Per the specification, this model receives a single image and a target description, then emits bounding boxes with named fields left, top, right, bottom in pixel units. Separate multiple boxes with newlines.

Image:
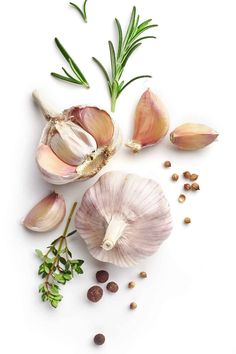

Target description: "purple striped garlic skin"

left=33, top=91, right=120, bottom=185
left=75, top=171, right=172, bottom=267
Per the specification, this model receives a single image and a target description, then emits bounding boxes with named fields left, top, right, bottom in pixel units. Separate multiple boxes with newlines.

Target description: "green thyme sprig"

left=36, top=202, right=84, bottom=308
left=51, top=38, right=90, bottom=88
left=93, top=6, right=158, bottom=112
left=70, top=0, right=88, bottom=23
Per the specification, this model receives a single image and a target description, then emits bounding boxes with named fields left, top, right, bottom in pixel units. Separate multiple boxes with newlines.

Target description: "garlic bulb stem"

left=101, top=216, right=127, bottom=251
left=32, top=90, right=59, bottom=120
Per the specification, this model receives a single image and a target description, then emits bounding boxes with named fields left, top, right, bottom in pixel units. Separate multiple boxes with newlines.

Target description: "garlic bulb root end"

left=126, top=141, right=142, bottom=153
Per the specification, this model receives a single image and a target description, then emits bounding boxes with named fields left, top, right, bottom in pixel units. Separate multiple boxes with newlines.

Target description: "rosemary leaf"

left=70, top=0, right=88, bottom=23
left=93, top=6, right=157, bottom=112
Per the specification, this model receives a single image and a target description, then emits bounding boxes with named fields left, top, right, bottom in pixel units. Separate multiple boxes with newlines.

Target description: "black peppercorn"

left=106, top=281, right=119, bottom=293
left=87, top=286, right=103, bottom=302
left=96, top=270, right=109, bottom=283
left=94, top=333, right=105, bottom=345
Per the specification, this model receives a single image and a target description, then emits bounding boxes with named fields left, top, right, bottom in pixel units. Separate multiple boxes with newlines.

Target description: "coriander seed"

left=191, top=183, right=200, bottom=191
left=171, top=173, right=179, bottom=181
left=190, top=173, right=198, bottom=181
left=130, top=302, right=137, bottom=310
left=183, top=171, right=191, bottom=179
left=94, top=334, right=105, bottom=346
left=163, top=161, right=171, bottom=168
left=139, top=271, right=147, bottom=278
left=128, top=281, right=136, bottom=289
left=184, top=217, right=191, bottom=224
left=184, top=183, right=191, bottom=191
left=178, top=194, right=186, bottom=203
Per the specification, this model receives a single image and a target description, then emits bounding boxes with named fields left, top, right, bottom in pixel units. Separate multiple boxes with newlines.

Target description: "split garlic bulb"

left=75, top=171, right=172, bottom=267
left=126, top=89, right=169, bottom=152
left=33, top=90, right=121, bottom=185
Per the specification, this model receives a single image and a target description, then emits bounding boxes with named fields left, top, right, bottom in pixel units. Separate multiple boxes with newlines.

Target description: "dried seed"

left=178, top=194, right=186, bottom=203
left=130, top=302, right=138, bottom=310
left=96, top=270, right=109, bottom=283
left=184, top=217, right=191, bottom=224
left=190, top=174, right=198, bottom=181
left=87, top=286, right=103, bottom=302
left=184, top=183, right=191, bottom=191
left=191, top=183, right=200, bottom=191
left=128, top=281, right=136, bottom=289
left=139, top=271, right=147, bottom=278
left=106, top=281, right=119, bottom=293
left=183, top=171, right=191, bottom=179
left=163, top=161, right=171, bottom=168
left=171, top=173, right=179, bottom=181
left=94, top=334, right=105, bottom=346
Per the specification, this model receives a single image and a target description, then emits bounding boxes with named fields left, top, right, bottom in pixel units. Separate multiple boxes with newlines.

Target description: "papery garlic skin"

left=170, top=123, right=219, bottom=150
left=23, top=192, right=66, bottom=232
left=75, top=171, right=172, bottom=267
left=33, top=90, right=120, bottom=185
left=126, top=89, right=169, bottom=152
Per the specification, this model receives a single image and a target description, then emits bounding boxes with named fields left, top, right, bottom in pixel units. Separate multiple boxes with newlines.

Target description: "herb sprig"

left=51, top=38, right=90, bottom=88
left=93, top=7, right=158, bottom=112
left=70, top=0, right=88, bottom=23
left=36, top=202, right=84, bottom=308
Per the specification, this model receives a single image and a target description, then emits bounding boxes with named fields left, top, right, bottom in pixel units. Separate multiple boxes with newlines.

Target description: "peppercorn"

left=183, top=171, right=191, bottom=179
left=184, top=217, right=191, bottom=224
left=139, top=271, right=147, bottom=278
left=130, top=302, right=137, bottom=310
left=106, top=281, right=119, bottom=293
left=128, top=281, right=136, bottom=289
left=171, top=173, right=179, bottom=181
left=96, top=270, right=109, bottom=283
left=190, top=173, right=198, bottom=181
left=191, top=183, right=200, bottom=191
left=184, top=183, right=191, bottom=191
left=94, top=334, right=105, bottom=346
left=87, top=286, right=103, bottom=302
left=163, top=161, right=171, bottom=168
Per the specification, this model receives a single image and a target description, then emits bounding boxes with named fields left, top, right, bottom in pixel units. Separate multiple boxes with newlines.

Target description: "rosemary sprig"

left=36, top=202, right=84, bottom=308
left=51, top=38, right=90, bottom=88
left=70, top=0, right=88, bottom=23
left=93, top=6, right=157, bottom=112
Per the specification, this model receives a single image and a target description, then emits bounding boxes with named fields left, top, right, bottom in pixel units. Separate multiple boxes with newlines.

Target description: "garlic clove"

left=36, top=144, right=77, bottom=185
left=126, top=89, right=169, bottom=152
left=49, top=121, right=97, bottom=166
left=75, top=171, right=172, bottom=267
left=170, top=123, right=219, bottom=150
left=68, top=106, right=114, bottom=147
left=23, top=192, right=66, bottom=232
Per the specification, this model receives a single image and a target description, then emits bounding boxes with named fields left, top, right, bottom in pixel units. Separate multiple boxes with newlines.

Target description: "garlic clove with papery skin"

left=170, top=123, right=219, bottom=150
left=126, top=89, right=169, bottom=152
left=23, top=192, right=66, bottom=232
left=33, top=90, right=120, bottom=185
left=75, top=171, right=172, bottom=267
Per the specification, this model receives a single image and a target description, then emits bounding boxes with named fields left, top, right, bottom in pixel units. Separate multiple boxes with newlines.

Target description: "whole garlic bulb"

left=75, top=171, right=172, bottom=267
left=126, top=89, right=169, bottom=152
left=33, top=91, right=121, bottom=185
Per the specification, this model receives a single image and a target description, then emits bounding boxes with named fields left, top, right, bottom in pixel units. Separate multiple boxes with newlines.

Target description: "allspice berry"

left=183, top=171, right=191, bottom=179
left=191, top=183, right=200, bottom=191
left=106, top=281, right=119, bottom=293
left=171, top=173, right=179, bottom=181
left=130, top=302, right=137, bottom=310
left=87, top=286, right=103, bottom=302
left=94, top=334, right=105, bottom=346
left=96, top=270, right=109, bottom=283
left=139, top=271, right=147, bottom=278
left=128, top=281, right=136, bottom=289
left=184, top=217, right=191, bottom=224
left=190, top=173, right=198, bottom=181
left=184, top=183, right=191, bottom=191
left=163, top=161, right=171, bottom=168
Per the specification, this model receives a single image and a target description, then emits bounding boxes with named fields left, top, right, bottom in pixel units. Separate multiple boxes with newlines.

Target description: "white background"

left=1, top=0, right=236, bottom=353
